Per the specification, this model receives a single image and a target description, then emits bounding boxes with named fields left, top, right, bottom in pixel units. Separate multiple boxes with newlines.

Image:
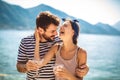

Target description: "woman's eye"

left=64, top=24, right=67, bottom=27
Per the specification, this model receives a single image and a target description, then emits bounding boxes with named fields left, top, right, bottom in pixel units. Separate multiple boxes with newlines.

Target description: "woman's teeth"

left=60, top=31, right=64, bottom=34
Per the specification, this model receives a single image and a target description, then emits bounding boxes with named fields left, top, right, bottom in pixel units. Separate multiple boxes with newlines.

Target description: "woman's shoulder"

left=77, top=47, right=87, bottom=58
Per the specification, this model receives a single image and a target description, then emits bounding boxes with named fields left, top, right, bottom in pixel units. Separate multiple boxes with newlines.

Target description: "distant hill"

left=0, top=0, right=120, bottom=35
left=113, top=21, right=120, bottom=31
left=27, top=4, right=74, bottom=29
left=0, top=0, right=32, bottom=29
left=95, top=23, right=120, bottom=35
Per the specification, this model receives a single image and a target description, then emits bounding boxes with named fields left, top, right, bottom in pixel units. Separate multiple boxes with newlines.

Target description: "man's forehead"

left=46, top=24, right=58, bottom=31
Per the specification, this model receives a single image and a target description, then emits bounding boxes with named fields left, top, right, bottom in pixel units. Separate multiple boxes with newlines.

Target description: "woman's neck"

left=62, top=39, right=77, bottom=51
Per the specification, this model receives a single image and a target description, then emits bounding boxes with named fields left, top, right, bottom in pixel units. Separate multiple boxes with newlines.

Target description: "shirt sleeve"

left=17, top=38, right=27, bottom=63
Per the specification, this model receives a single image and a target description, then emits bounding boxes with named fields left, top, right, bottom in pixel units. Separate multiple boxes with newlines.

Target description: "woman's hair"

left=62, top=18, right=80, bottom=45
left=36, top=11, right=60, bottom=31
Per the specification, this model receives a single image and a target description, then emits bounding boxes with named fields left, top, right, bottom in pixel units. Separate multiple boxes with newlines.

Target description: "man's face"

left=42, top=24, right=58, bottom=41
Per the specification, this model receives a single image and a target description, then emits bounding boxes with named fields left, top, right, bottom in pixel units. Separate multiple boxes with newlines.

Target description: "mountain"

left=78, top=19, right=107, bottom=34
left=27, top=4, right=75, bottom=27
left=113, top=21, right=120, bottom=31
left=95, top=23, right=120, bottom=35
left=0, top=0, right=32, bottom=29
left=0, top=0, right=120, bottom=35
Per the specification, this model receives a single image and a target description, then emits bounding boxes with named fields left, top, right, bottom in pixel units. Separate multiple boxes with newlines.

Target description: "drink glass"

left=32, top=59, right=40, bottom=79
left=53, top=64, right=64, bottom=80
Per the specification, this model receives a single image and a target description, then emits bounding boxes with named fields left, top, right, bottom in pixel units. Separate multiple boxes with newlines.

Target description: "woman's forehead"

left=63, top=21, right=71, bottom=25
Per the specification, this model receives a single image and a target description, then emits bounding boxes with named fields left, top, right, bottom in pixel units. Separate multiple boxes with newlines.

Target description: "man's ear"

left=38, top=27, right=44, bottom=34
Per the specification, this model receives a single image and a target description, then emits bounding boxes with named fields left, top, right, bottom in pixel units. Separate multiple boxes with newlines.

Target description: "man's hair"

left=36, top=11, right=60, bottom=31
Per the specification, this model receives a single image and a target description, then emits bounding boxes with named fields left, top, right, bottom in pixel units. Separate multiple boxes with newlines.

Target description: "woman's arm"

left=40, top=44, right=58, bottom=67
left=34, top=37, right=40, bottom=61
left=34, top=28, right=41, bottom=61
left=34, top=28, right=58, bottom=67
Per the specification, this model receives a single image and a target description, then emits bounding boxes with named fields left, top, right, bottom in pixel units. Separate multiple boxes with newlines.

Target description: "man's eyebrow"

left=51, top=30, right=56, bottom=32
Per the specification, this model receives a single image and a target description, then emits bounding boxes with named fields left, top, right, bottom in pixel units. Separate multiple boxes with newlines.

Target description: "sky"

left=3, top=0, right=120, bottom=25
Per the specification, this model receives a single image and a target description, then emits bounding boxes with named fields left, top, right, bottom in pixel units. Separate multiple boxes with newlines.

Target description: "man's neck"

left=40, top=39, right=47, bottom=43
left=40, top=37, right=53, bottom=43
left=40, top=36, right=48, bottom=42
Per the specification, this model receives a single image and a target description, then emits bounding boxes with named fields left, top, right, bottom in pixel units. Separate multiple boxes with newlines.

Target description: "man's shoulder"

left=54, top=36, right=62, bottom=42
left=22, top=34, right=34, bottom=39
left=20, top=35, right=35, bottom=43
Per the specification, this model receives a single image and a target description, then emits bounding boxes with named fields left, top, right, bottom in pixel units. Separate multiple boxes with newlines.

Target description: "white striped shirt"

left=17, top=35, right=62, bottom=80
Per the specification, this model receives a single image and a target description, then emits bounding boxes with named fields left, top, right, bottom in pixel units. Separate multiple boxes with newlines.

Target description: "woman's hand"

left=55, top=67, right=76, bottom=80
left=35, top=28, right=41, bottom=42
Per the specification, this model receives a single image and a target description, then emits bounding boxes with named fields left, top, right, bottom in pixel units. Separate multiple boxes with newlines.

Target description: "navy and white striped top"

left=17, top=35, right=62, bottom=80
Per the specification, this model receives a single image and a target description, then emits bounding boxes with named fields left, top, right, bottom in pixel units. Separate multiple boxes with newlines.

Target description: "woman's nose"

left=60, top=26, right=64, bottom=29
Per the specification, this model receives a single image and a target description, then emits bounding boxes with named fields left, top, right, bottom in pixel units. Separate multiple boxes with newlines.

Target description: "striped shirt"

left=17, top=35, right=62, bottom=80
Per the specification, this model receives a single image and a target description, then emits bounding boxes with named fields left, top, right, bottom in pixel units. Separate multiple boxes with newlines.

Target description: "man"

left=16, top=11, right=89, bottom=80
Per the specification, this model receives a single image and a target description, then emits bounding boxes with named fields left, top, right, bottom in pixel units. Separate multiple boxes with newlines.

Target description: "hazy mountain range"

left=0, top=0, right=120, bottom=35
left=113, top=21, right=120, bottom=31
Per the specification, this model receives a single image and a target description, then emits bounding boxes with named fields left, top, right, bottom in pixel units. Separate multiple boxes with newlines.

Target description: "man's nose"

left=54, top=31, right=58, bottom=35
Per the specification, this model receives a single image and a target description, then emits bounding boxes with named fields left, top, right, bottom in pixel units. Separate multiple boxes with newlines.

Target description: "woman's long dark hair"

left=62, top=18, right=80, bottom=45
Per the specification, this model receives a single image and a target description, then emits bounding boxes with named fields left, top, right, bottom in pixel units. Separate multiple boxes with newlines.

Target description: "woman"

left=35, top=18, right=88, bottom=80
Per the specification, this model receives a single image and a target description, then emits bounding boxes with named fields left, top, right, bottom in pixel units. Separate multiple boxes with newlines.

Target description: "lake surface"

left=0, top=30, right=120, bottom=80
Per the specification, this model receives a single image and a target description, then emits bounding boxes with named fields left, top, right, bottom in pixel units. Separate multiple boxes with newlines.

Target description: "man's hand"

left=26, top=60, right=39, bottom=71
left=16, top=62, right=27, bottom=73
left=75, top=64, right=89, bottom=77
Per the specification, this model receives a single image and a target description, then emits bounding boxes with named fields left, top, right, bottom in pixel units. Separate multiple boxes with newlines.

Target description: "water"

left=0, top=30, right=120, bottom=80
left=78, top=34, right=120, bottom=80
left=0, top=30, right=33, bottom=80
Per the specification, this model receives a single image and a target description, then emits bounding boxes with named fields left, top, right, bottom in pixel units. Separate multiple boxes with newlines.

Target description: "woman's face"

left=59, top=21, right=74, bottom=40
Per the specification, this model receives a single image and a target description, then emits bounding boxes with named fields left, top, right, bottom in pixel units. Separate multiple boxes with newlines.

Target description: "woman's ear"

left=72, top=30, right=75, bottom=36
left=38, top=27, right=44, bottom=34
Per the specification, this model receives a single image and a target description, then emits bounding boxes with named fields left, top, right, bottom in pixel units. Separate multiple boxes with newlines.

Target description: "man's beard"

left=42, top=33, right=55, bottom=42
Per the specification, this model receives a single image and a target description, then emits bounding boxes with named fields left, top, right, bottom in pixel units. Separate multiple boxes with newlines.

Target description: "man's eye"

left=52, top=31, right=55, bottom=33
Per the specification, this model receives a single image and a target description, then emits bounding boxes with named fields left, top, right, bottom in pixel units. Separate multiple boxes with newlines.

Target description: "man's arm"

left=38, top=44, right=58, bottom=67
left=17, top=38, right=28, bottom=73
left=16, top=62, right=27, bottom=73
left=17, top=60, right=40, bottom=73
left=76, top=48, right=89, bottom=78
